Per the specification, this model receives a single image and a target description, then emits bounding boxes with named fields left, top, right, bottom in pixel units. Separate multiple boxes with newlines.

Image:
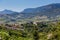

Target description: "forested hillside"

left=0, top=21, right=60, bottom=40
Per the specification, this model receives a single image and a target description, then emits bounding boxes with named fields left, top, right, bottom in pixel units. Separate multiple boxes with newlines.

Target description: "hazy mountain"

left=22, top=3, right=60, bottom=17
left=0, top=3, right=60, bottom=23
left=0, top=9, right=15, bottom=14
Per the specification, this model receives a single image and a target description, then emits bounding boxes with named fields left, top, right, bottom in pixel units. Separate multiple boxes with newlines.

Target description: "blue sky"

left=0, top=0, right=60, bottom=12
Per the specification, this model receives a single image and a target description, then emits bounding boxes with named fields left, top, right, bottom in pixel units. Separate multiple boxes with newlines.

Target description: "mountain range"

left=0, top=3, right=60, bottom=23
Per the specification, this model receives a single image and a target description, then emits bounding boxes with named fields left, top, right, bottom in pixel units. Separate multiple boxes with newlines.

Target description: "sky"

left=0, top=0, right=60, bottom=12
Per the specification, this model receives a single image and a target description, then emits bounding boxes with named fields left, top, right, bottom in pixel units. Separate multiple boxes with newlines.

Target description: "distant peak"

left=3, top=9, right=13, bottom=12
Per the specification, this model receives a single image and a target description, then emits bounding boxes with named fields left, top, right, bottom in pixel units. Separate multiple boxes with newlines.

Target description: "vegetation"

left=0, top=21, right=60, bottom=40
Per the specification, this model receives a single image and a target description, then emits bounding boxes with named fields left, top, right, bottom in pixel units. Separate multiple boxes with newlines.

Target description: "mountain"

left=0, top=9, right=16, bottom=14
left=22, top=3, right=60, bottom=13
left=0, top=3, right=60, bottom=23
left=0, top=9, right=22, bottom=23
left=22, top=3, right=60, bottom=17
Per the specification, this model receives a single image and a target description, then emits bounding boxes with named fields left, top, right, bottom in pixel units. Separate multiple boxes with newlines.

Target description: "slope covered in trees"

left=0, top=21, right=60, bottom=40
